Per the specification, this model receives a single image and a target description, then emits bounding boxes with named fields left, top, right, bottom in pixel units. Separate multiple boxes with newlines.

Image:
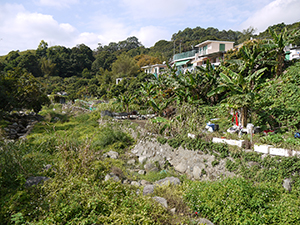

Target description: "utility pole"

left=173, top=40, right=175, bottom=56
left=179, top=40, right=182, bottom=53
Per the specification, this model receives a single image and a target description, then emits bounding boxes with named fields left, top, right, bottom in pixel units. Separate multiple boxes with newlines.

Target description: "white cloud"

left=88, top=14, right=131, bottom=45
left=131, top=26, right=171, bottom=47
left=38, top=0, right=79, bottom=8
left=240, top=0, right=300, bottom=33
left=75, top=32, right=100, bottom=50
left=0, top=3, right=78, bottom=55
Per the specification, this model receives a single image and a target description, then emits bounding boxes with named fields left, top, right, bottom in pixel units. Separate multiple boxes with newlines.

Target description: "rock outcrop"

left=132, top=138, right=235, bottom=181
left=3, top=112, right=42, bottom=140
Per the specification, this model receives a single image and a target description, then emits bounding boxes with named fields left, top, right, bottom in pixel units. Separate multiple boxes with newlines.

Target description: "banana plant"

left=208, top=65, right=268, bottom=127
left=113, top=93, right=135, bottom=115
left=148, top=95, right=175, bottom=116
left=265, top=27, right=300, bottom=76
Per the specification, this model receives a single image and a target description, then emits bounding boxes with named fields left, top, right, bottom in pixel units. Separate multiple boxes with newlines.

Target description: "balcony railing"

left=173, top=50, right=197, bottom=61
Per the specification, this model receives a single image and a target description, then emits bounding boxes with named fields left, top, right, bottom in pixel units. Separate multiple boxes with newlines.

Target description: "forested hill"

left=0, top=21, right=299, bottom=102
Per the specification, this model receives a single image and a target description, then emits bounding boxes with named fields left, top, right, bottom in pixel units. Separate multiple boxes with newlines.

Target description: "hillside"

left=1, top=22, right=300, bottom=224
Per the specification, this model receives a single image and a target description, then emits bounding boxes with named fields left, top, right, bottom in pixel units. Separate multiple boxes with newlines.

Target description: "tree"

left=208, top=65, right=267, bottom=127
left=134, top=54, right=161, bottom=67
left=227, top=40, right=272, bottom=80
left=237, top=27, right=257, bottom=44
left=92, top=51, right=116, bottom=72
left=118, top=36, right=143, bottom=51
left=17, top=51, right=42, bottom=77
left=111, top=54, right=140, bottom=78
left=265, top=27, right=300, bottom=76
left=46, top=45, right=73, bottom=77
left=0, top=68, right=50, bottom=113
left=70, top=44, right=94, bottom=76
left=40, top=57, right=56, bottom=78
left=36, top=40, right=48, bottom=58
left=4, top=50, right=20, bottom=71
left=113, top=93, right=135, bottom=115
left=82, top=68, right=92, bottom=79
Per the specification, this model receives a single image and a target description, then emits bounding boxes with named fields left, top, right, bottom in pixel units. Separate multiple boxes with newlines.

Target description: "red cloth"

left=232, top=113, right=239, bottom=126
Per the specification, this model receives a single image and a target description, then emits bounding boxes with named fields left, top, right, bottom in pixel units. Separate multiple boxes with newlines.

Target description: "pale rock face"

left=283, top=178, right=292, bottom=192
left=131, top=181, right=141, bottom=186
left=104, top=173, right=120, bottom=182
left=143, top=184, right=154, bottom=195
left=104, top=151, right=119, bottom=159
left=144, top=163, right=158, bottom=172
left=155, top=177, right=181, bottom=186
left=196, top=218, right=215, bottom=225
left=138, top=170, right=146, bottom=175
left=152, top=196, right=168, bottom=208
left=193, top=165, right=205, bottom=180
left=127, top=159, right=136, bottom=165
left=175, top=162, right=187, bottom=173
left=131, top=138, right=236, bottom=181
left=138, top=155, right=148, bottom=164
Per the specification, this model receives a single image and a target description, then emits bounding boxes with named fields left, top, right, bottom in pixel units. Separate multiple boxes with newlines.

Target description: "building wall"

left=209, top=42, right=220, bottom=54
left=225, top=42, right=234, bottom=51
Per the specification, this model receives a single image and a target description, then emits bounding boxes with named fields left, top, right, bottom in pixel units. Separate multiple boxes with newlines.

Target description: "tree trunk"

left=276, top=51, right=285, bottom=77
left=241, top=107, right=248, bottom=128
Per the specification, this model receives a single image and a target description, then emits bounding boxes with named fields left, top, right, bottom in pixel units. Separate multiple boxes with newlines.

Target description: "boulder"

left=141, top=180, right=151, bottom=186
left=170, top=208, right=176, bottom=215
left=104, top=173, right=120, bottom=182
left=122, top=179, right=129, bottom=184
left=131, top=181, right=141, bottom=186
left=101, top=110, right=113, bottom=117
left=283, top=178, right=292, bottom=192
left=131, top=139, right=236, bottom=182
left=25, top=176, right=49, bottom=187
left=138, top=170, right=146, bottom=175
left=152, top=196, right=168, bottom=208
left=144, top=163, right=159, bottom=173
left=127, top=159, right=136, bottom=165
left=143, top=184, right=154, bottom=195
left=138, top=155, right=148, bottom=164
left=155, top=177, right=181, bottom=187
left=104, top=151, right=119, bottom=159
left=196, top=218, right=215, bottom=225
left=193, top=165, right=205, bottom=180
left=44, top=164, right=52, bottom=170
left=174, top=162, right=187, bottom=173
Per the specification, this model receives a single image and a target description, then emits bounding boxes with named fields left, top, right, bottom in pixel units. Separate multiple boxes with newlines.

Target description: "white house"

left=170, top=40, right=235, bottom=74
left=141, top=64, right=167, bottom=78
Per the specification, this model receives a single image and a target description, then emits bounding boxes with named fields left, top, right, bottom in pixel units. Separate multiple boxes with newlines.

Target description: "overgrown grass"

left=184, top=177, right=300, bottom=224
left=2, top=101, right=300, bottom=224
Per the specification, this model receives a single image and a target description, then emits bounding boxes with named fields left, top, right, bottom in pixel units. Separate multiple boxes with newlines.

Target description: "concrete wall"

left=254, top=144, right=300, bottom=157
left=208, top=42, right=234, bottom=54
left=212, top=137, right=244, bottom=148
left=212, top=138, right=300, bottom=157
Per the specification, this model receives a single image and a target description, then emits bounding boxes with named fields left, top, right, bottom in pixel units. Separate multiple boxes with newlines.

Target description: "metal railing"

left=173, top=50, right=197, bottom=61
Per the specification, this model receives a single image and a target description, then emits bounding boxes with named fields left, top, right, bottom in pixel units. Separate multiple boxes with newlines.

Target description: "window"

left=203, top=45, right=207, bottom=54
left=219, top=44, right=225, bottom=51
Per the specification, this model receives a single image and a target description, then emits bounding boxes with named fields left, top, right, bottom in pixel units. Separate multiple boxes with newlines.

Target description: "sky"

left=0, top=0, right=299, bottom=56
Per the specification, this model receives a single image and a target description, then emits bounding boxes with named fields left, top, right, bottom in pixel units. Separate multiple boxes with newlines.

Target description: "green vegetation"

left=184, top=177, right=300, bottom=224
left=1, top=22, right=300, bottom=224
